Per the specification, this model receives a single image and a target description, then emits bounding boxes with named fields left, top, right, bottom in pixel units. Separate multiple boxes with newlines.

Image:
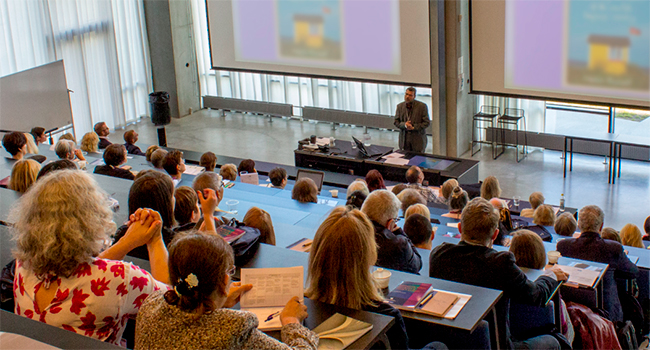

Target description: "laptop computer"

left=296, top=169, right=325, bottom=193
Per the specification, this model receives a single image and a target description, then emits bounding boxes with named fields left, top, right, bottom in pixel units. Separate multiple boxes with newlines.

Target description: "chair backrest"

left=504, top=108, right=525, bottom=118
left=509, top=300, right=555, bottom=340
left=480, top=105, right=500, bottom=116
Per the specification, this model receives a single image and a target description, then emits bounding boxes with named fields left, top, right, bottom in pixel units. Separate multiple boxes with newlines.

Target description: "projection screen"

left=206, top=0, right=432, bottom=86
left=470, top=0, right=650, bottom=109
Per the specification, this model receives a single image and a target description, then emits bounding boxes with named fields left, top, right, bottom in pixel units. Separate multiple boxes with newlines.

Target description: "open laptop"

left=352, top=136, right=370, bottom=158
left=296, top=169, right=325, bottom=193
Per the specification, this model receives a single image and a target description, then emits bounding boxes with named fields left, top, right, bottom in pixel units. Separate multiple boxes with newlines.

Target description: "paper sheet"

left=381, top=152, right=405, bottom=159
left=183, top=165, right=205, bottom=176
left=319, top=199, right=338, bottom=207
left=446, top=222, right=459, bottom=228
left=240, top=266, right=304, bottom=308
left=556, top=263, right=602, bottom=288
left=428, top=289, right=472, bottom=320
left=384, top=157, right=410, bottom=166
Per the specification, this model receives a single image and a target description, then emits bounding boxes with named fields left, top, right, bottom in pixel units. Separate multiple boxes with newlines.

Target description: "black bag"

left=523, top=224, right=553, bottom=242
left=1, top=259, right=16, bottom=312
left=220, top=217, right=261, bottom=267
left=618, top=288, right=645, bottom=343
left=615, top=320, right=638, bottom=350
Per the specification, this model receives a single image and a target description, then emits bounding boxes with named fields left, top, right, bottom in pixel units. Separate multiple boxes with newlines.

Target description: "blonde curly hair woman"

left=10, top=170, right=170, bottom=344
left=80, top=132, right=100, bottom=153
left=8, top=159, right=40, bottom=193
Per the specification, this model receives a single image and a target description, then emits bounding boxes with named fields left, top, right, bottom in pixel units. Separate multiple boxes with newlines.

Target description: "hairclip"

left=185, top=273, right=199, bottom=288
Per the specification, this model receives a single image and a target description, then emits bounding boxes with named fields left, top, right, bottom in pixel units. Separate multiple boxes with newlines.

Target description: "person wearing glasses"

left=361, top=190, right=422, bottom=274
left=135, top=231, right=317, bottom=350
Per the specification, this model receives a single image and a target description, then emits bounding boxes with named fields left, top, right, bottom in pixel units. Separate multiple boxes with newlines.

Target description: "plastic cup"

left=513, top=196, right=520, bottom=207
left=547, top=251, right=561, bottom=265
left=329, top=189, right=339, bottom=198
left=372, top=268, right=392, bottom=290
left=226, top=199, right=239, bottom=215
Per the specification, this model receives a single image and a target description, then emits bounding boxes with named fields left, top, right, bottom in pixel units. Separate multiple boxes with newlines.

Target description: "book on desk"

left=313, top=313, right=373, bottom=350
left=556, top=262, right=603, bottom=288
left=386, top=281, right=468, bottom=318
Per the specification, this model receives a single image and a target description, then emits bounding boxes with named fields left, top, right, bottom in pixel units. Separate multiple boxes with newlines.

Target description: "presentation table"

left=612, top=134, right=650, bottom=184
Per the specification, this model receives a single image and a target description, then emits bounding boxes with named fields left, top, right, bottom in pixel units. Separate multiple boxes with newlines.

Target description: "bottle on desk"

left=559, top=194, right=565, bottom=212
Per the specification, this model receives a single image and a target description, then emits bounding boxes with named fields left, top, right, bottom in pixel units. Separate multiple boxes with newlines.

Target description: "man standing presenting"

left=394, top=87, right=430, bottom=153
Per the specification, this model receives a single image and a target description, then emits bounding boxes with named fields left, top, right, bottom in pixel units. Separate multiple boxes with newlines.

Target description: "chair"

left=509, top=301, right=555, bottom=340
left=497, top=108, right=528, bottom=162
left=472, top=106, right=502, bottom=159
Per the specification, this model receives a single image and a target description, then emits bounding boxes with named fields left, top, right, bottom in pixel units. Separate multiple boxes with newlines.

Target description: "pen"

left=302, top=241, right=312, bottom=247
left=418, top=292, right=434, bottom=307
left=265, top=311, right=280, bottom=322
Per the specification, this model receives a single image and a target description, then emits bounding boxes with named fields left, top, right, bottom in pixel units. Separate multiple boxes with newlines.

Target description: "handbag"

left=219, top=217, right=261, bottom=266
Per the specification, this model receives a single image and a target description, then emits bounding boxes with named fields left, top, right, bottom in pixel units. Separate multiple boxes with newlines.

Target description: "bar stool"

left=498, top=108, right=527, bottom=162
left=471, top=105, right=502, bottom=159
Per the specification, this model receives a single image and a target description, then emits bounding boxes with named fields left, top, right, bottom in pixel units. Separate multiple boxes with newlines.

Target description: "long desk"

left=238, top=243, right=504, bottom=348
left=563, top=132, right=617, bottom=183
left=613, top=134, right=650, bottom=184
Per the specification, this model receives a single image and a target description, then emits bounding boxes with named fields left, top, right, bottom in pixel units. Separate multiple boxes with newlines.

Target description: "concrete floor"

left=113, top=109, right=650, bottom=230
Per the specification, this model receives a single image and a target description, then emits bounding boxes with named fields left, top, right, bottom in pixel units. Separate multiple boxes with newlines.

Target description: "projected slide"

left=505, top=0, right=649, bottom=102
left=232, top=0, right=400, bottom=74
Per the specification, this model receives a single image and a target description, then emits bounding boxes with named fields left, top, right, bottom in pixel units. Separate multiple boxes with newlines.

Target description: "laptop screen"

left=296, top=169, right=325, bottom=192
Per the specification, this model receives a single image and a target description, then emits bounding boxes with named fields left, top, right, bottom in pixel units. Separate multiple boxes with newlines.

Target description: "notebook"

left=313, top=313, right=373, bottom=350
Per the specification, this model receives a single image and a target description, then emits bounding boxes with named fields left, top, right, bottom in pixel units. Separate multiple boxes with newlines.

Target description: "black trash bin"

left=149, top=91, right=171, bottom=126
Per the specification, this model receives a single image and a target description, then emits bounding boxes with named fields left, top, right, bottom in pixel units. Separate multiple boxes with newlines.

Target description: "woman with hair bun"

left=135, top=231, right=317, bottom=350
left=442, top=186, right=469, bottom=219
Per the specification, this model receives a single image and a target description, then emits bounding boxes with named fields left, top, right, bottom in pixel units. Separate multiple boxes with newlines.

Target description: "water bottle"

left=559, top=194, right=565, bottom=212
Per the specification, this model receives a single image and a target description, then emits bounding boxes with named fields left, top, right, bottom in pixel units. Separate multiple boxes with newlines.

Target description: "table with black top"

left=612, top=134, right=650, bottom=184
left=563, top=132, right=617, bottom=183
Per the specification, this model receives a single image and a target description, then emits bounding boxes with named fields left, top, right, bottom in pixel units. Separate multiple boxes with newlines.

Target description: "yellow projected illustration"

left=294, top=15, right=324, bottom=49
left=587, top=35, right=629, bottom=76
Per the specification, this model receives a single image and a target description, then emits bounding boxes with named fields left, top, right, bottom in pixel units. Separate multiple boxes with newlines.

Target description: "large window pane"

left=614, top=108, right=650, bottom=137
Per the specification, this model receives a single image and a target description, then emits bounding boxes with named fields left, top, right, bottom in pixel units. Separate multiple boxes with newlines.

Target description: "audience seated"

left=23, top=132, right=39, bottom=154
left=305, top=206, right=411, bottom=349
left=199, top=151, right=217, bottom=172
left=404, top=214, right=434, bottom=250
left=601, top=227, right=621, bottom=243
left=136, top=231, right=316, bottom=349
left=292, top=178, right=318, bottom=203
left=365, top=169, right=386, bottom=192
left=346, top=179, right=369, bottom=199
left=10, top=170, right=169, bottom=344
left=123, top=130, right=145, bottom=156
left=620, top=223, right=643, bottom=248
left=390, top=183, right=407, bottom=196
left=238, top=158, right=256, bottom=174
left=8, top=159, right=40, bottom=193
left=145, top=145, right=160, bottom=163
left=405, top=166, right=436, bottom=202
left=442, top=186, right=468, bottom=219
left=361, top=190, right=422, bottom=274
left=556, top=205, right=638, bottom=322
left=488, top=198, right=511, bottom=246
left=533, top=205, right=555, bottom=226
left=509, top=230, right=575, bottom=343
left=345, top=190, right=367, bottom=209
left=58, top=132, right=76, bottom=143
left=93, top=144, right=135, bottom=180
left=219, top=163, right=237, bottom=181
left=644, top=216, right=650, bottom=241
left=112, top=171, right=176, bottom=260
left=519, top=192, right=544, bottom=218
left=94, top=122, right=112, bottom=149
left=173, top=186, right=200, bottom=233
left=2, top=131, right=27, bottom=160
left=268, top=167, right=287, bottom=189
left=554, top=212, right=577, bottom=237
left=405, top=203, right=431, bottom=220
left=163, top=150, right=186, bottom=186
left=397, top=188, right=426, bottom=213
left=55, top=139, right=86, bottom=169
left=243, top=207, right=276, bottom=245
left=80, top=132, right=100, bottom=153
left=150, top=149, right=168, bottom=170
left=480, top=175, right=501, bottom=200
left=30, top=127, right=47, bottom=146
left=36, top=159, right=77, bottom=179
left=439, top=178, right=459, bottom=203
left=429, top=197, right=567, bottom=349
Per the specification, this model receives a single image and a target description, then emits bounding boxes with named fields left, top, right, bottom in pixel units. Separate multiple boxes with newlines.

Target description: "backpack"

left=614, top=320, right=638, bottom=350
left=1, top=259, right=16, bottom=312
left=219, top=217, right=261, bottom=267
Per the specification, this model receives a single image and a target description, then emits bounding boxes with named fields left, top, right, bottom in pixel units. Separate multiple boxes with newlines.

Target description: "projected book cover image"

left=313, top=313, right=373, bottom=350
left=276, top=0, right=343, bottom=62
left=564, top=0, right=649, bottom=93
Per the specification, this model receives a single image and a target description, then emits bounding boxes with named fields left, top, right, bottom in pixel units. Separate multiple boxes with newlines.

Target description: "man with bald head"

left=557, top=205, right=638, bottom=322
left=404, top=166, right=437, bottom=203
left=430, top=198, right=567, bottom=349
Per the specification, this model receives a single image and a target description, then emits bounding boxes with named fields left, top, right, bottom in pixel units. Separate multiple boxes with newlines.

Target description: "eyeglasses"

left=226, top=266, right=236, bottom=277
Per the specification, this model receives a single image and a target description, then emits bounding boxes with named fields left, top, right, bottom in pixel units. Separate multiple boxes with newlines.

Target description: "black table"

left=563, top=132, right=617, bottom=183
left=1, top=309, right=122, bottom=349
left=612, top=134, right=650, bottom=184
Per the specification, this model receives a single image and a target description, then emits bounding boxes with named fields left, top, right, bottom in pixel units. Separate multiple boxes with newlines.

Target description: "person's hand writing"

left=551, top=266, right=569, bottom=282
left=223, top=282, right=253, bottom=308
left=198, top=189, right=218, bottom=216
left=280, top=296, right=308, bottom=325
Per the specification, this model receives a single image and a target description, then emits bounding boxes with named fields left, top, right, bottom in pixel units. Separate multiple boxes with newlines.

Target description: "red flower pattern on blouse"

left=129, top=276, right=149, bottom=292
left=18, top=274, right=25, bottom=296
left=116, top=282, right=128, bottom=297
left=110, top=264, right=125, bottom=279
left=62, top=324, right=76, bottom=333
left=133, top=293, right=148, bottom=309
left=70, top=288, right=90, bottom=315
left=74, top=263, right=92, bottom=278
left=79, top=311, right=96, bottom=337
left=91, top=277, right=110, bottom=296
left=92, top=259, right=108, bottom=272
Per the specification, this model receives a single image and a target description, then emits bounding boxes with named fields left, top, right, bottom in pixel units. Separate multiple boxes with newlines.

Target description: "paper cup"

left=547, top=251, right=561, bottom=264
left=329, top=189, right=339, bottom=198
left=372, top=268, right=391, bottom=290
